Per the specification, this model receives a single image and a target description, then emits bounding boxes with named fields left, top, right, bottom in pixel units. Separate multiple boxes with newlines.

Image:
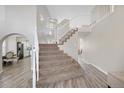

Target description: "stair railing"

left=58, top=28, right=78, bottom=45
left=32, top=29, right=39, bottom=88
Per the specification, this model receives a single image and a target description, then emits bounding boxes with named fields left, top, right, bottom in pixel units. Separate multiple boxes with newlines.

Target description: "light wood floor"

left=0, top=44, right=109, bottom=88
left=37, top=62, right=108, bottom=88
left=0, top=57, right=32, bottom=88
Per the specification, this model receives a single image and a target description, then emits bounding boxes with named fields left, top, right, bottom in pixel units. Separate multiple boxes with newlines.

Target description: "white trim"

left=32, top=48, right=36, bottom=88
left=90, top=5, right=115, bottom=29
left=36, top=46, right=39, bottom=81
left=90, top=63, right=108, bottom=75
left=79, top=57, right=108, bottom=75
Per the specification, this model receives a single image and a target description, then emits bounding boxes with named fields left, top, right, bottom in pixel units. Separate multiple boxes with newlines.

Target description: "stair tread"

left=39, top=50, right=62, bottom=53
left=40, top=62, right=79, bottom=72
left=39, top=59, right=73, bottom=65
left=39, top=56, right=71, bottom=61
left=39, top=48, right=59, bottom=50
left=39, top=58, right=72, bottom=62
left=39, top=53, right=66, bottom=56
left=39, top=58, right=73, bottom=62
left=39, top=55, right=69, bottom=58
left=39, top=44, right=58, bottom=48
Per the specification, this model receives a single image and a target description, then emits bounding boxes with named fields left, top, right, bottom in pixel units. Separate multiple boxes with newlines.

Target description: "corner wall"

left=83, top=6, right=124, bottom=72
left=59, top=32, right=78, bottom=61
left=0, top=5, right=37, bottom=73
left=37, top=6, right=50, bottom=43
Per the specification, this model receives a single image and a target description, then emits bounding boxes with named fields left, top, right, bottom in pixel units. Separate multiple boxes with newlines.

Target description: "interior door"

left=17, top=42, right=24, bottom=59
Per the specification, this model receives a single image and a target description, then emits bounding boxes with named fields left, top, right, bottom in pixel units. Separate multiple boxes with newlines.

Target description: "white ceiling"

left=46, top=5, right=95, bottom=23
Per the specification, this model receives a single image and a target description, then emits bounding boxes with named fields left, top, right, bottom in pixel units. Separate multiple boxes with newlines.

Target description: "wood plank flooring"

left=0, top=57, right=32, bottom=88
left=0, top=43, right=109, bottom=88
left=37, top=44, right=108, bottom=88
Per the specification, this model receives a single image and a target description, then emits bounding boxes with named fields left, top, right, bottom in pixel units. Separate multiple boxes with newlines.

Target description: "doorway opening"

left=0, top=34, right=32, bottom=88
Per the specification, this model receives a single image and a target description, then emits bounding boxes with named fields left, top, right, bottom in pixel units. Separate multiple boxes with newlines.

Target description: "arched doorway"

left=0, top=33, right=33, bottom=88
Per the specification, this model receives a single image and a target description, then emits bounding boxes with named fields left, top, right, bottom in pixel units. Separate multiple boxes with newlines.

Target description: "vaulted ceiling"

left=46, top=5, right=95, bottom=24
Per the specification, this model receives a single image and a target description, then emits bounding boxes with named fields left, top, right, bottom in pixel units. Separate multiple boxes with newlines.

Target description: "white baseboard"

left=90, top=63, right=108, bottom=75
left=78, top=57, right=108, bottom=75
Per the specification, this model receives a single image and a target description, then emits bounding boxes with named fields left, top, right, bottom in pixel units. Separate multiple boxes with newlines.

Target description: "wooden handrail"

left=58, top=28, right=78, bottom=45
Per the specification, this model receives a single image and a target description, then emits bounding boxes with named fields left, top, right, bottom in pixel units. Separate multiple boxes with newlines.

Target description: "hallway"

left=0, top=57, right=32, bottom=88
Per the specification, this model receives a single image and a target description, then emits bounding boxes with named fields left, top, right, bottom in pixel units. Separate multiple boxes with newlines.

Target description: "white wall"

left=70, top=16, right=91, bottom=28
left=0, top=6, right=5, bottom=22
left=91, top=5, right=112, bottom=23
left=46, top=5, right=94, bottom=24
left=57, top=19, right=70, bottom=42
left=82, top=6, right=124, bottom=72
left=37, top=6, right=50, bottom=43
left=2, top=41, right=6, bottom=56
left=0, top=5, right=37, bottom=73
left=2, top=36, right=31, bottom=57
left=23, top=41, right=31, bottom=57
left=59, top=32, right=78, bottom=61
left=0, top=6, right=36, bottom=43
left=4, top=36, right=17, bottom=55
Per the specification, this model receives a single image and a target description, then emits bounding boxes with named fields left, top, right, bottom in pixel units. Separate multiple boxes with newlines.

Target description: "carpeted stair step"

left=39, top=59, right=73, bottom=68
left=39, top=55, right=71, bottom=61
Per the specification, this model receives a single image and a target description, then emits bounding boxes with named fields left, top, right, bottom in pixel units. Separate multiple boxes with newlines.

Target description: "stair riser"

left=39, top=60, right=73, bottom=68
left=40, top=63, right=77, bottom=72
left=39, top=57, right=70, bottom=61
left=39, top=53, right=64, bottom=56
left=39, top=54, right=69, bottom=57
left=39, top=51, right=64, bottom=54
left=39, top=49, right=59, bottom=51
left=39, top=63, right=71, bottom=69
left=39, top=50, right=61, bottom=53
left=39, top=47, right=58, bottom=49
left=39, top=51, right=62, bottom=55
left=39, top=52, right=67, bottom=56
left=39, top=58, right=73, bottom=63
left=39, top=53, right=65, bottom=56
left=39, top=44, right=57, bottom=48
left=39, top=47, right=59, bottom=50
left=39, top=55, right=68, bottom=58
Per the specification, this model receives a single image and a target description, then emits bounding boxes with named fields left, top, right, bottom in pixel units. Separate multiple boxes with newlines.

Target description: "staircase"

left=59, top=28, right=78, bottom=45
left=37, top=44, right=83, bottom=88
